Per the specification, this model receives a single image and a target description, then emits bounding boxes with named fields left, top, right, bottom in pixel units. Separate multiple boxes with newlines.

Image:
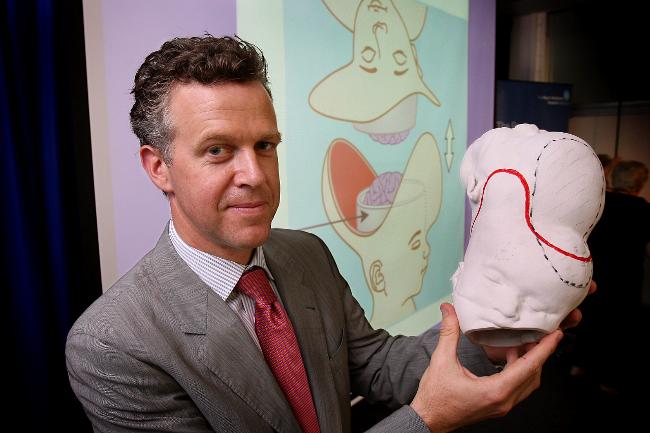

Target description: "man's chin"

left=234, top=225, right=272, bottom=249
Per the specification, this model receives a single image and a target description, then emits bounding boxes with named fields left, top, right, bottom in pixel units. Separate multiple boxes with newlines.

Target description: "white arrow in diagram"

left=445, top=119, right=454, bottom=172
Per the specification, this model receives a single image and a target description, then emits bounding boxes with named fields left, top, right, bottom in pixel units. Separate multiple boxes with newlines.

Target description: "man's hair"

left=611, top=160, right=649, bottom=194
left=130, top=35, right=270, bottom=163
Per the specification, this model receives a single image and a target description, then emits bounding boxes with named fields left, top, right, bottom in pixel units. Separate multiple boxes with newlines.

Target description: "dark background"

left=496, top=0, right=649, bottom=105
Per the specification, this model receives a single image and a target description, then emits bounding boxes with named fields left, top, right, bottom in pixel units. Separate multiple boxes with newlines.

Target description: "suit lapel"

left=204, top=291, right=301, bottom=433
left=150, top=227, right=300, bottom=433
left=264, top=236, right=344, bottom=433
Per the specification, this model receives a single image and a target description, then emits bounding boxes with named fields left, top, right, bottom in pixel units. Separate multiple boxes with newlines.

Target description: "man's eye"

left=208, top=146, right=223, bottom=156
left=257, top=142, right=275, bottom=151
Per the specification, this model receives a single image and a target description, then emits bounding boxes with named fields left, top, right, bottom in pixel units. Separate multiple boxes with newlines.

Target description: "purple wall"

left=465, top=0, right=496, bottom=249
left=102, top=0, right=236, bottom=277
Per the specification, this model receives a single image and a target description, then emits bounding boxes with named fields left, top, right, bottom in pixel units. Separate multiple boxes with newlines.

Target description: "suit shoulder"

left=267, top=229, right=336, bottom=268
left=66, top=249, right=159, bottom=346
left=268, top=228, right=327, bottom=249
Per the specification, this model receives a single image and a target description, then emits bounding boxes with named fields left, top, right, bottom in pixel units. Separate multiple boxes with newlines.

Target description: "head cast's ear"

left=466, top=175, right=481, bottom=203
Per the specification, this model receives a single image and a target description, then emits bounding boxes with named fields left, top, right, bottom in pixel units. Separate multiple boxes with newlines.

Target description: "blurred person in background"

left=596, top=153, right=620, bottom=191
left=573, top=160, right=649, bottom=397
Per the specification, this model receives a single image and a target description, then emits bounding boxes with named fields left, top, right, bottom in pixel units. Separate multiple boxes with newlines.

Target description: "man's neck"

left=169, top=219, right=254, bottom=265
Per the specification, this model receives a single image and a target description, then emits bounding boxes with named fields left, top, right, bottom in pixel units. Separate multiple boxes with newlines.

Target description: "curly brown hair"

left=129, top=35, right=271, bottom=163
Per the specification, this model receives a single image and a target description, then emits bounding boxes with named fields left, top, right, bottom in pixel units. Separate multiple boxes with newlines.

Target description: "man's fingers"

left=436, top=303, right=461, bottom=359
left=498, top=330, right=562, bottom=387
left=510, top=369, right=542, bottom=406
left=560, top=308, right=582, bottom=330
left=505, top=347, right=519, bottom=366
left=588, top=280, right=597, bottom=294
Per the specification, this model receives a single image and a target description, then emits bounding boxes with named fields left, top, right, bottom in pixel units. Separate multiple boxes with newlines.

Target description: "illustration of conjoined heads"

left=310, top=0, right=440, bottom=145
left=322, top=133, right=442, bottom=308
left=452, top=124, right=606, bottom=346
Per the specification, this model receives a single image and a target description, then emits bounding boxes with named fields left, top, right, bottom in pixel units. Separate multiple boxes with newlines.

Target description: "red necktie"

left=236, top=267, right=321, bottom=433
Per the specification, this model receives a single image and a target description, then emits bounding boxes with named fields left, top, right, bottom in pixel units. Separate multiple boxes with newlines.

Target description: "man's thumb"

left=437, top=303, right=461, bottom=358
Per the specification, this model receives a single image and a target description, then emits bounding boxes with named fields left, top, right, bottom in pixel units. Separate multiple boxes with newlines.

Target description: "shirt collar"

left=168, top=219, right=274, bottom=302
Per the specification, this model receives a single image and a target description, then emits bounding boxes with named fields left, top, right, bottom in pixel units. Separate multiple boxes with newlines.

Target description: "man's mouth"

left=228, top=201, right=267, bottom=214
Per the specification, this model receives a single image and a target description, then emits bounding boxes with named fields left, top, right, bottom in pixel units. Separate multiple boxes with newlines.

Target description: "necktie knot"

left=236, top=267, right=277, bottom=305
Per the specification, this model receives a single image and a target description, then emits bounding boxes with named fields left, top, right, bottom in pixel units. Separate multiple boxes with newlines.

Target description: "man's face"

left=161, top=81, right=280, bottom=263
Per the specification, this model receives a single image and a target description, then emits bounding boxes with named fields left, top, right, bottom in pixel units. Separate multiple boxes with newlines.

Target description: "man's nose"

left=234, top=148, right=265, bottom=187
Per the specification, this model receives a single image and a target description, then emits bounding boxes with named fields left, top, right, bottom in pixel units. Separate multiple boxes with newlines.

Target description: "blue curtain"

left=1, top=1, right=100, bottom=430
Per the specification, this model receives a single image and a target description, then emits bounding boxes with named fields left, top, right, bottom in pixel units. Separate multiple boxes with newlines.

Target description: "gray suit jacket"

left=66, top=228, right=496, bottom=432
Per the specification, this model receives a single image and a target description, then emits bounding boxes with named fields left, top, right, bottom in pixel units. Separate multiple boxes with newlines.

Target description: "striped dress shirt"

left=169, top=220, right=279, bottom=351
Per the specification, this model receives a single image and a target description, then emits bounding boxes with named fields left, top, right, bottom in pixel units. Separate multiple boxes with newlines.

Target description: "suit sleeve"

left=66, top=331, right=213, bottom=433
left=313, top=235, right=497, bottom=432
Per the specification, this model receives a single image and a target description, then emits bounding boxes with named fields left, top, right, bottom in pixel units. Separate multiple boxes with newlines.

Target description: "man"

left=66, top=36, right=579, bottom=433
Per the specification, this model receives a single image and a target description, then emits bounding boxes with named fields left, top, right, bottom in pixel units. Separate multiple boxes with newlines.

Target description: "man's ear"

left=140, top=145, right=172, bottom=194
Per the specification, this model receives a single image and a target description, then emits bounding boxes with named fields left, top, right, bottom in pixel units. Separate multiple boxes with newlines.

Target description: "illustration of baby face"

left=322, top=133, right=442, bottom=326
left=309, top=0, right=439, bottom=144
left=452, top=124, right=605, bottom=346
left=354, top=0, right=417, bottom=81
left=364, top=188, right=433, bottom=304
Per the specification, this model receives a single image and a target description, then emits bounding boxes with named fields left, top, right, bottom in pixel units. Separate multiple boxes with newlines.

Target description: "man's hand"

left=410, top=303, right=563, bottom=433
